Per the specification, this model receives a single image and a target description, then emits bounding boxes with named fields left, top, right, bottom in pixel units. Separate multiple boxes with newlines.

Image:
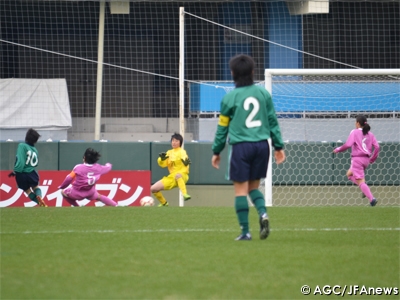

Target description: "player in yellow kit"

left=151, top=133, right=191, bottom=206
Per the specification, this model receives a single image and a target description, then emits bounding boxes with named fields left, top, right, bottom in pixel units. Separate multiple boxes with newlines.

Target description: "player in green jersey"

left=211, top=54, right=285, bottom=241
left=8, top=128, right=47, bottom=207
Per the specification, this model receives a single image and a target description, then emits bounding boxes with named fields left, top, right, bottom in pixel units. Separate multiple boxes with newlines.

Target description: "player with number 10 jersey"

left=9, top=128, right=47, bottom=207
left=14, top=143, right=39, bottom=174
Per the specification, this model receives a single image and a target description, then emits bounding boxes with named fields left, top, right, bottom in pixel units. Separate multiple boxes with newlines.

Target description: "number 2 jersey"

left=58, top=162, right=112, bottom=191
left=13, top=143, right=39, bottom=173
left=212, top=84, right=284, bottom=154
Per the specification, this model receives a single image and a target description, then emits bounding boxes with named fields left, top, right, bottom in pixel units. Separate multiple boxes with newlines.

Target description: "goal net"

left=181, top=4, right=400, bottom=207
left=262, top=69, right=399, bottom=206
left=1, top=1, right=399, bottom=206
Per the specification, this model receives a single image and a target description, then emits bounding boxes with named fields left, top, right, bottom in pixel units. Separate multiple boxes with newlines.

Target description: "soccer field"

left=1, top=206, right=399, bottom=299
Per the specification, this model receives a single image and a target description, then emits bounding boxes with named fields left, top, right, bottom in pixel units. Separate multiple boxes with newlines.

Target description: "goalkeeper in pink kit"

left=333, top=115, right=380, bottom=206
left=58, top=148, right=117, bottom=207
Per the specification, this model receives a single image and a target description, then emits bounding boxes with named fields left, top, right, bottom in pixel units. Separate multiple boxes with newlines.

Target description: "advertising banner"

left=0, top=170, right=151, bottom=207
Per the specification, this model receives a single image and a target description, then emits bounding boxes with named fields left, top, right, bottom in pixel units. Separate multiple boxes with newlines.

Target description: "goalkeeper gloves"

left=181, top=157, right=191, bottom=166
left=159, top=152, right=169, bottom=161
left=8, top=171, right=16, bottom=177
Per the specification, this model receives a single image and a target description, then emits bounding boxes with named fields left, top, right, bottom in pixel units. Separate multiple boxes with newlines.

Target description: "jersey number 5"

left=244, top=97, right=262, bottom=128
left=87, top=172, right=96, bottom=185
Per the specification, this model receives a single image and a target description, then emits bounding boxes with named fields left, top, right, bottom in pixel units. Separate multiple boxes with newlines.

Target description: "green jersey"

left=212, top=84, right=284, bottom=154
left=13, top=143, right=39, bottom=173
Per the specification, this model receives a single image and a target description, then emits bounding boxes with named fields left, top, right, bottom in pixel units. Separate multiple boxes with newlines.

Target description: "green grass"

left=1, top=206, right=399, bottom=299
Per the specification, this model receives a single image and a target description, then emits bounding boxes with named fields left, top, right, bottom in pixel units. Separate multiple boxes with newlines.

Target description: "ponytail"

left=362, top=123, right=371, bottom=135
left=356, top=115, right=370, bottom=135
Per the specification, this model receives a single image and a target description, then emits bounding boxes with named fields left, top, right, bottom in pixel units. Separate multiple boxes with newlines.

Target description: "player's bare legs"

left=151, top=180, right=168, bottom=206
left=175, top=173, right=191, bottom=201
left=151, top=180, right=164, bottom=194
left=346, top=169, right=376, bottom=206
left=24, top=188, right=39, bottom=205
left=233, top=180, right=248, bottom=196
left=25, top=186, right=47, bottom=207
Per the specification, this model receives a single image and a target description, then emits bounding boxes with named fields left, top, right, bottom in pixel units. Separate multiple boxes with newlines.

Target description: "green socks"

left=28, top=192, right=38, bottom=204
left=33, top=187, right=42, bottom=198
left=235, top=190, right=267, bottom=235
left=249, top=189, right=267, bottom=216
left=235, top=196, right=249, bottom=235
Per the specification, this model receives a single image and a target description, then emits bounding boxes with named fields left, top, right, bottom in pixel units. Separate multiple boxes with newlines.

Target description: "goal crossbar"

left=266, top=69, right=400, bottom=76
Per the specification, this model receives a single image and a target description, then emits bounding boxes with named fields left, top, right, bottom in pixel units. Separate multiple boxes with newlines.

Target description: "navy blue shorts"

left=228, top=140, right=270, bottom=182
left=15, top=170, right=39, bottom=191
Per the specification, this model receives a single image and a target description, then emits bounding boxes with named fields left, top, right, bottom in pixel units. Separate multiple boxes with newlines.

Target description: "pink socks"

left=64, top=197, right=80, bottom=207
left=63, top=195, right=117, bottom=206
left=348, top=176, right=374, bottom=201
left=359, top=183, right=374, bottom=201
left=99, top=195, right=117, bottom=206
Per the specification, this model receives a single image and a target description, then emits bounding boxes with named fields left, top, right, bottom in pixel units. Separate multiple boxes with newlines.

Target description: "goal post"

left=264, top=68, right=400, bottom=206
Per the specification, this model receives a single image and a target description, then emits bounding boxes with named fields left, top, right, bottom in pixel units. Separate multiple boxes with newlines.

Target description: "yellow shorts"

left=161, top=173, right=189, bottom=190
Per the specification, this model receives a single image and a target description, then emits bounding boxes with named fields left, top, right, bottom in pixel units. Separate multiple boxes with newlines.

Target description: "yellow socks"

left=176, top=177, right=187, bottom=195
left=153, top=191, right=167, bottom=205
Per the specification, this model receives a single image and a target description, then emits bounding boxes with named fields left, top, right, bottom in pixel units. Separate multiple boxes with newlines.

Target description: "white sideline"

left=0, top=227, right=399, bottom=235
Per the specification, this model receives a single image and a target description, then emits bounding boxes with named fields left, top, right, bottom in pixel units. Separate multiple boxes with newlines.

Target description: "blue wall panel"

left=190, top=82, right=399, bottom=113
left=272, top=82, right=400, bottom=112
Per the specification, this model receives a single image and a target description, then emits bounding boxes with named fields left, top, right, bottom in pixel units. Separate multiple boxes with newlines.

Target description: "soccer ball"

left=140, top=196, right=154, bottom=207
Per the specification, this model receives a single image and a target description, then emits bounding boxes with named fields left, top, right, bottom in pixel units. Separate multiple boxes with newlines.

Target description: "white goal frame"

left=264, top=68, right=400, bottom=206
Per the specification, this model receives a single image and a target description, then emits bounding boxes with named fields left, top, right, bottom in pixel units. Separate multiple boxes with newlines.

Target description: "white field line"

left=0, top=227, right=399, bottom=235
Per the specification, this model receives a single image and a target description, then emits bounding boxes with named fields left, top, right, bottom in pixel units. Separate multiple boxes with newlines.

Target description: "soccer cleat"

left=235, top=233, right=252, bottom=241
left=158, top=201, right=169, bottom=207
left=259, top=213, right=270, bottom=240
left=36, top=196, right=48, bottom=207
left=183, top=194, right=191, bottom=201
left=370, top=198, right=378, bottom=206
